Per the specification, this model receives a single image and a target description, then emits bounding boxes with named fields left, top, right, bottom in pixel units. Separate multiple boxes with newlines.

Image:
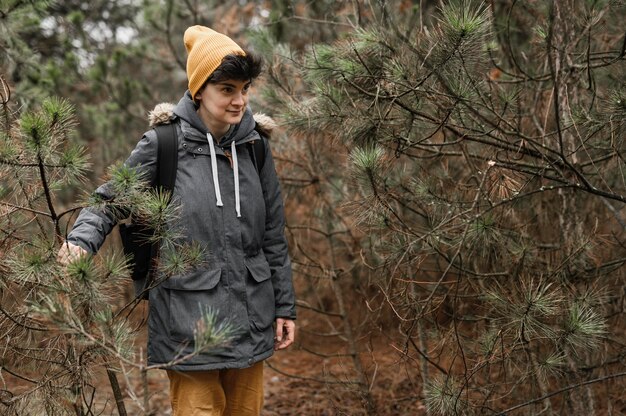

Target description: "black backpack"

left=119, top=122, right=266, bottom=300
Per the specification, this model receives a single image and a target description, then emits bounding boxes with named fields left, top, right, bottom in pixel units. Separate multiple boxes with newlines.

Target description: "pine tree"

left=0, top=79, right=232, bottom=414
left=257, top=0, right=626, bottom=413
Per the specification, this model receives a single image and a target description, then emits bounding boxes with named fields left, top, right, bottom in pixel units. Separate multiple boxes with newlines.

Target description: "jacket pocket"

left=162, top=268, right=227, bottom=343
left=245, top=254, right=276, bottom=332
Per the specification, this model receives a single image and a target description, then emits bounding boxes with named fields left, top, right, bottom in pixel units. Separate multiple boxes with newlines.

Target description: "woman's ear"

left=194, top=85, right=204, bottom=102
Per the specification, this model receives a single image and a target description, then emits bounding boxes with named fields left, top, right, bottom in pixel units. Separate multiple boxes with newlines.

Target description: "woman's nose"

left=232, top=92, right=244, bottom=106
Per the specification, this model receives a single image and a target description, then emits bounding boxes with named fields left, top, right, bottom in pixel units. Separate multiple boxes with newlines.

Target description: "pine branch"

left=265, top=360, right=364, bottom=386
left=0, top=201, right=51, bottom=217
left=497, top=371, right=626, bottom=415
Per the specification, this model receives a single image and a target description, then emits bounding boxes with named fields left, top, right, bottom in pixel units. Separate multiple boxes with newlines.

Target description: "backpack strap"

left=248, top=134, right=266, bottom=175
left=133, top=123, right=177, bottom=299
left=154, top=123, right=178, bottom=195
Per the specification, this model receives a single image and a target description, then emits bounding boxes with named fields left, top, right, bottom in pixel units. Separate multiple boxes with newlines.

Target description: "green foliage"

left=93, top=309, right=135, bottom=360
left=434, top=0, right=492, bottom=70
left=137, top=188, right=181, bottom=241
left=561, top=302, right=607, bottom=352
left=109, top=162, right=147, bottom=196
left=5, top=245, right=57, bottom=285
left=536, top=351, right=567, bottom=380
left=486, top=278, right=562, bottom=340
left=263, top=0, right=626, bottom=413
left=1, top=97, right=89, bottom=197
left=349, top=146, right=386, bottom=178
left=438, top=0, right=491, bottom=41
left=21, top=110, right=53, bottom=151
left=2, top=0, right=625, bottom=413
left=100, top=250, right=131, bottom=279
left=58, top=144, right=90, bottom=183
left=607, top=89, right=626, bottom=121
left=0, top=86, right=218, bottom=414
left=193, top=306, right=237, bottom=355
left=424, top=376, right=467, bottom=416
left=158, top=241, right=205, bottom=277
left=65, top=252, right=98, bottom=283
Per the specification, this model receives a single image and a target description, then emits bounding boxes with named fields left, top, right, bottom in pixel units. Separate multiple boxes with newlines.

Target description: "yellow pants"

left=166, top=361, right=264, bottom=416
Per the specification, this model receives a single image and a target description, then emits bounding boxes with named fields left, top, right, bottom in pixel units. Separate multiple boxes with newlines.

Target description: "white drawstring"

left=205, top=133, right=241, bottom=217
left=206, top=133, right=223, bottom=207
left=231, top=141, right=241, bottom=218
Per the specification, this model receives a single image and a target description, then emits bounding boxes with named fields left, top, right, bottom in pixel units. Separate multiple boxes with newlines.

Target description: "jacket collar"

left=148, top=94, right=275, bottom=146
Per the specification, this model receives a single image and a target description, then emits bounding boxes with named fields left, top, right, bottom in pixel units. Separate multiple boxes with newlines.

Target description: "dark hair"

left=206, top=50, right=264, bottom=84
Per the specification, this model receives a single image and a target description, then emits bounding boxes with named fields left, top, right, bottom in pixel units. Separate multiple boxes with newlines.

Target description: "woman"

left=58, top=25, right=296, bottom=415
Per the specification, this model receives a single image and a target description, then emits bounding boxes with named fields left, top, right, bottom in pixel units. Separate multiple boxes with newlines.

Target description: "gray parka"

left=67, top=91, right=296, bottom=370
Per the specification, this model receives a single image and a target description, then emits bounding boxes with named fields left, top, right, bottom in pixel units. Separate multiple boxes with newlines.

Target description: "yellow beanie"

left=184, top=25, right=245, bottom=100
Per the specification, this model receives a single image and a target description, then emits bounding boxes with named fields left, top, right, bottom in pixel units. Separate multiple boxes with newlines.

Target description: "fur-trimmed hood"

left=147, top=99, right=276, bottom=139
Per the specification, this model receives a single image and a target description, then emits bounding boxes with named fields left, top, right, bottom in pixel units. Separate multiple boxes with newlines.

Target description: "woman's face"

left=195, top=79, right=251, bottom=135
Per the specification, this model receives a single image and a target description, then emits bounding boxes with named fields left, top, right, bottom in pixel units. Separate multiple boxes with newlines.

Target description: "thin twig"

left=497, top=371, right=626, bottom=415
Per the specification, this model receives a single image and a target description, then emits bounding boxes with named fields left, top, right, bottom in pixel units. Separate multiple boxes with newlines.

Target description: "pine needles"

left=0, top=87, right=225, bottom=414
left=259, top=0, right=626, bottom=413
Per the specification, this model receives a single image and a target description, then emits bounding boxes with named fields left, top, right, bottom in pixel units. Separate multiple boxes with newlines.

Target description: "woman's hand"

left=274, top=318, right=295, bottom=350
left=57, top=241, right=88, bottom=265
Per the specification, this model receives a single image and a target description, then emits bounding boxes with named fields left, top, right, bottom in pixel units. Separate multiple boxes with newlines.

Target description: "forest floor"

left=2, top=280, right=425, bottom=416
left=7, top=292, right=625, bottom=415
left=115, top=330, right=426, bottom=416
left=3, top=325, right=424, bottom=416
left=103, top=290, right=427, bottom=416
left=6, top=316, right=626, bottom=415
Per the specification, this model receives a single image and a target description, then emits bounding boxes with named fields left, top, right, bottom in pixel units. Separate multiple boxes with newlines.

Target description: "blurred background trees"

left=1, top=0, right=625, bottom=415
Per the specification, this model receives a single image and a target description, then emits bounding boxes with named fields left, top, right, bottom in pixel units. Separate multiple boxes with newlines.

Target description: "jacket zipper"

left=223, top=149, right=234, bottom=168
